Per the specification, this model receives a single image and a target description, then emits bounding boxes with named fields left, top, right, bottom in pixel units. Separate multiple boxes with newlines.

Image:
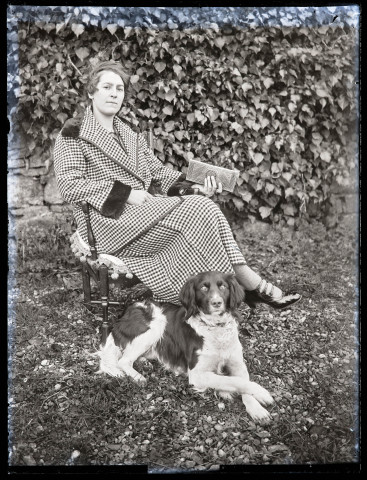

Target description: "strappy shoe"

left=244, top=279, right=302, bottom=310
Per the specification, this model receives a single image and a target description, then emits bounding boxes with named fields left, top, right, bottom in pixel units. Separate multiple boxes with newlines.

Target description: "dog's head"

left=179, top=271, right=244, bottom=319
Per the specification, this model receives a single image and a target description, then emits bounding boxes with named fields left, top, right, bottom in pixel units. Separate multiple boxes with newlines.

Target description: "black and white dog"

left=98, top=271, right=274, bottom=423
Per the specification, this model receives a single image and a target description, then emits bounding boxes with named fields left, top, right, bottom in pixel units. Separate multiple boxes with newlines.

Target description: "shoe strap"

left=258, top=280, right=275, bottom=297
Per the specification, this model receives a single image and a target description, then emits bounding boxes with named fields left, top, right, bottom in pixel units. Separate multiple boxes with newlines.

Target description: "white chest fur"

left=187, top=313, right=240, bottom=357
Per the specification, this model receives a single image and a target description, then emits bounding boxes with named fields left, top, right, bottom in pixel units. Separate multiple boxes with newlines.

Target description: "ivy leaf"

left=232, top=197, right=244, bottom=210
left=263, top=77, right=274, bottom=89
left=316, top=88, right=329, bottom=98
left=239, top=108, right=248, bottom=118
left=285, top=187, right=294, bottom=198
left=75, top=47, right=89, bottom=61
left=124, top=27, right=134, bottom=38
left=241, top=82, right=253, bottom=94
left=320, top=151, right=331, bottom=162
left=56, top=23, right=65, bottom=34
left=259, top=206, right=272, bottom=219
left=206, top=107, right=220, bottom=122
left=173, top=64, right=183, bottom=77
left=240, top=191, right=252, bottom=203
left=164, top=121, right=175, bottom=132
left=71, top=24, right=85, bottom=37
left=106, top=24, right=118, bottom=35
left=174, top=131, right=184, bottom=141
left=282, top=172, right=292, bottom=182
left=57, top=113, right=68, bottom=124
left=130, top=75, right=140, bottom=84
left=194, top=110, right=207, bottom=124
left=230, top=122, right=244, bottom=134
left=268, top=107, right=276, bottom=116
left=154, top=62, right=166, bottom=73
left=288, top=102, right=297, bottom=113
left=337, top=96, right=348, bottom=110
left=56, top=63, right=63, bottom=75
left=165, top=90, right=176, bottom=102
left=253, top=153, right=264, bottom=165
left=214, top=37, right=226, bottom=49
left=163, top=105, right=173, bottom=116
left=282, top=204, right=295, bottom=216
left=187, top=113, right=196, bottom=125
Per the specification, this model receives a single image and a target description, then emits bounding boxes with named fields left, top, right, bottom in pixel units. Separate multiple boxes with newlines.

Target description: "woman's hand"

left=126, top=189, right=154, bottom=205
left=192, top=176, right=223, bottom=197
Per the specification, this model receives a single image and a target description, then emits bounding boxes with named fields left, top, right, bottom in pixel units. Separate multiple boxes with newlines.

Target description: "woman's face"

left=90, top=70, right=125, bottom=117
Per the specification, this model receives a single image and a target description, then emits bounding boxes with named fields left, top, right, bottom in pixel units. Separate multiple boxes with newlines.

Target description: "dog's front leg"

left=117, top=329, right=162, bottom=383
left=189, top=370, right=273, bottom=405
left=226, top=360, right=273, bottom=423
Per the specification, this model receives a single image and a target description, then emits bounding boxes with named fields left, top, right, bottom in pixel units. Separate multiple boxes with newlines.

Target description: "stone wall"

left=7, top=142, right=358, bottom=228
left=8, top=143, right=71, bottom=216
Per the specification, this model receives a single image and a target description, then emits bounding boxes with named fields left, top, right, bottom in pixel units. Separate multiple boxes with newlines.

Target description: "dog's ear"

left=226, top=274, right=245, bottom=310
left=179, top=276, right=199, bottom=319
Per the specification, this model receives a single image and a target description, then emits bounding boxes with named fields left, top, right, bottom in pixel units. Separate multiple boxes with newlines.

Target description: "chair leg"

left=82, top=262, right=91, bottom=305
left=99, top=264, right=110, bottom=346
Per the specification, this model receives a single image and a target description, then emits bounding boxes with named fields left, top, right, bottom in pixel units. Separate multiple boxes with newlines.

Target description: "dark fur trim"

left=167, top=174, right=197, bottom=197
left=101, top=180, right=132, bottom=219
left=61, top=114, right=84, bottom=138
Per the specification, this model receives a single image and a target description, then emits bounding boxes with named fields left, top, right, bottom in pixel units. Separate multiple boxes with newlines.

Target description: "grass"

left=8, top=214, right=360, bottom=471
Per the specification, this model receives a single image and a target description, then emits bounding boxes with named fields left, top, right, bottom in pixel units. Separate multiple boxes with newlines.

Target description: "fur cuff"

left=101, top=181, right=132, bottom=219
left=167, top=174, right=197, bottom=196
left=61, top=114, right=84, bottom=138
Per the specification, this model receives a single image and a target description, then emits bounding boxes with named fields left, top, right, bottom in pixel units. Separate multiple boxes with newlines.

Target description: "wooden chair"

left=71, top=123, right=155, bottom=345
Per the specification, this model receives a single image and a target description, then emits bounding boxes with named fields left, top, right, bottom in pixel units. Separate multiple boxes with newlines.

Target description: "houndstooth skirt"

left=119, top=195, right=247, bottom=304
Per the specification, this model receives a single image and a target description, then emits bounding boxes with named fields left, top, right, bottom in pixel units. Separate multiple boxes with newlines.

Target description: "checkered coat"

left=54, top=107, right=246, bottom=303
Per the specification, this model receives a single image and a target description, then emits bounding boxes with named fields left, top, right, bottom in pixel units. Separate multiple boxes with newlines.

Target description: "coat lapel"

left=79, top=107, right=138, bottom=173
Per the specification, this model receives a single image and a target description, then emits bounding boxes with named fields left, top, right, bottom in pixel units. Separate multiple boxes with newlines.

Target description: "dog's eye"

left=200, top=285, right=208, bottom=292
left=219, top=284, right=227, bottom=290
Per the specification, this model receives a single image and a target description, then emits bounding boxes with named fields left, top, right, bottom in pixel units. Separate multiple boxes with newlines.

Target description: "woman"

left=54, top=60, right=301, bottom=308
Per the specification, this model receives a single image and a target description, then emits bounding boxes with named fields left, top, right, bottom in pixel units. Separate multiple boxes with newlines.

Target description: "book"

left=186, top=159, right=239, bottom=193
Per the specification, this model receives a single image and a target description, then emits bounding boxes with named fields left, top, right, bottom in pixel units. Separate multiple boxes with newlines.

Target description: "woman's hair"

left=85, top=60, right=132, bottom=100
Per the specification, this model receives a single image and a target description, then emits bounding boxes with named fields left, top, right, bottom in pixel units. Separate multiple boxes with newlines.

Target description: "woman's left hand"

left=192, top=176, right=223, bottom=197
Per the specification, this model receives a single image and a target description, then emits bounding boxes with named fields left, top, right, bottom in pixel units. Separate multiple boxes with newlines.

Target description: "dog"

left=98, top=271, right=274, bottom=423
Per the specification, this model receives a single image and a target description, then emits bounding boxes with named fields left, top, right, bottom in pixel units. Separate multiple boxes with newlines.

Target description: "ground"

left=8, top=213, right=359, bottom=471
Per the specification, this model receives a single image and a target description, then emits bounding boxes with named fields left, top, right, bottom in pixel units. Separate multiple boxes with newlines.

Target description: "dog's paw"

left=217, top=391, right=234, bottom=401
left=249, top=382, right=274, bottom=406
left=132, top=372, right=147, bottom=384
left=242, top=394, right=272, bottom=424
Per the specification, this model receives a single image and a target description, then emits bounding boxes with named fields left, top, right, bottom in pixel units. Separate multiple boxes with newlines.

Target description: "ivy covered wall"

left=7, top=6, right=359, bottom=226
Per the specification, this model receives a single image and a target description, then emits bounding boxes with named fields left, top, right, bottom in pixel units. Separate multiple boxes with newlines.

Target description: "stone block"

left=10, top=167, right=44, bottom=177
left=29, top=152, right=49, bottom=168
left=44, top=174, right=64, bottom=205
left=10, top=205, right=50, bottom=218
left=8, top=175, right=44, bottom=208
left=8, top=147, right=27, bottom=169
left=50, top=204, right=73, bottom=213
left=8, top=157, right=26, bottom=169
left=343, top=194, right=358, bottom=214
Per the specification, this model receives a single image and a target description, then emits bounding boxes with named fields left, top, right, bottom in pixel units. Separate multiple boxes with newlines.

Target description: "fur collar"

left=61, top=109, right=141, bottom=138
left=61, top=113, right=84, bottom=138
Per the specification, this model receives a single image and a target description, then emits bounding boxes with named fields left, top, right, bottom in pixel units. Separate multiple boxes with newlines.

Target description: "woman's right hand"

left=126, top=189, right=154, bottom=206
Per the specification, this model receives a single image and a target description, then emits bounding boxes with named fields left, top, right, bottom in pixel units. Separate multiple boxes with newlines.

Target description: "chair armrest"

left=80, top=201, right=98, bottom=260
